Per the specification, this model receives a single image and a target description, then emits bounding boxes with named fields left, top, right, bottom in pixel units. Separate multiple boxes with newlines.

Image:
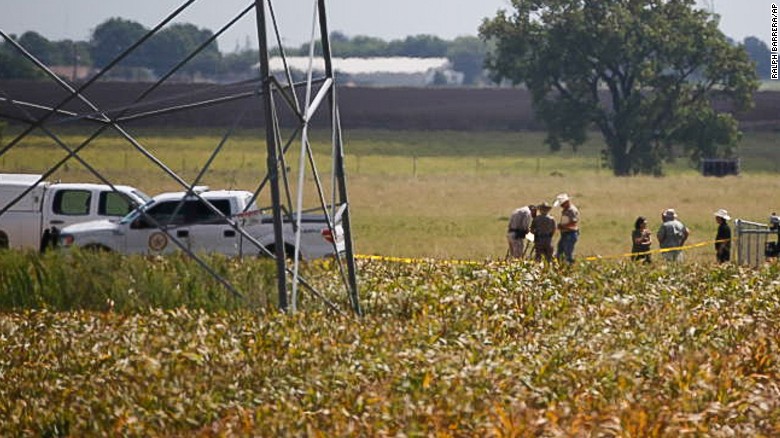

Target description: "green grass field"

left=3, top=127, right=778, bottom=263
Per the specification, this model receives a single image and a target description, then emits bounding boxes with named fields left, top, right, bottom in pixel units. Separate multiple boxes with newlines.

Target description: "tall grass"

left=0, top=249, right=280, bottom=312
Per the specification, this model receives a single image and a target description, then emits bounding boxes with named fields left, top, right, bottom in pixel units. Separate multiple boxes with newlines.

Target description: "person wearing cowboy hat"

left=714, top=209, right=732, bottom=263
left=656, top=208, right=690, bottom=262
left=530, top=201, right=556, bottom=262
left=553, top=193, right=580, bottom=264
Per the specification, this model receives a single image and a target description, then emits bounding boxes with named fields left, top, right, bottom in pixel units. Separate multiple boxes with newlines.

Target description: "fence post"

left=736, top=219, right=742, bottom=264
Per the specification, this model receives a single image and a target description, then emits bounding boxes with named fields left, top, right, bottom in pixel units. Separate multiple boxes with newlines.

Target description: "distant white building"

left=265, top=56, right=463, bottom=86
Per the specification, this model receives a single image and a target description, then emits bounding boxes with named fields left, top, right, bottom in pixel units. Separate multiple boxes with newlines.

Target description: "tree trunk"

left=608, top=140, right=632, bottom=176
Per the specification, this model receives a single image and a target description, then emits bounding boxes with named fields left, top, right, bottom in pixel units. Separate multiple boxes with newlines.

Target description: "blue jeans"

left=557, top=231, right=579, bottom=263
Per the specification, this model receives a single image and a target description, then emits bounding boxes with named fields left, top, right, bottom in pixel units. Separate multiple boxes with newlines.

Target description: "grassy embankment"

left=3, top=128, right=778, bottom=262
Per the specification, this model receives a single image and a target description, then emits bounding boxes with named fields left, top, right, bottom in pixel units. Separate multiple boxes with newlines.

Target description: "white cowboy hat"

left=662, top=208, right=677, bottom=219
left=714, top=209, right=731, bottom=221
left=553, top=193, right=570, bottom=207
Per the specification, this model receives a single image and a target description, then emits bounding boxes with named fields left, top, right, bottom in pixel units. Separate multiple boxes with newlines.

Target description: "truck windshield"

left=119, top=199, right=154, bottom=224
left=133, top=190, right=152, bottom=203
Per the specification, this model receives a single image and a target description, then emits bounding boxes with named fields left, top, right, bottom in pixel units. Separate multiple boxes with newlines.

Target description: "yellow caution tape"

left=582, top=238, right=730, bottom=261
left=356, top=239, right=732, bottom=265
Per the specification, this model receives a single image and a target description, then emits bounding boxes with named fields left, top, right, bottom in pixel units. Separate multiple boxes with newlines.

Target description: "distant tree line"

left=0, top=18, right=489, bottom=84
left=0, top=16, right=774, bottom=85
left=0, top=18, right=223, bottom=82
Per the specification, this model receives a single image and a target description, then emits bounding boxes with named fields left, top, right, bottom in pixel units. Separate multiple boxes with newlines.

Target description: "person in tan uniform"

left=530, top=202, right=556, bottom=262
left=554, top=193, right=580, bottom=264
left=506, top=204, right=537, bottom=258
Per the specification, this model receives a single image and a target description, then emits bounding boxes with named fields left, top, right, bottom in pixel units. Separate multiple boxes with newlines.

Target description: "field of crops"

left=1, top=251, right=780, bottom=435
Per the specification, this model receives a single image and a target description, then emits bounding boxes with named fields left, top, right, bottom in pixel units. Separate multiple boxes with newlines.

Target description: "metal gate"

left=734, top=219, right=778, bottom=266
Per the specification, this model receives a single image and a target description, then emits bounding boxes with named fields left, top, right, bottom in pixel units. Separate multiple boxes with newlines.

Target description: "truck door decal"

left=148, top=231, right=168, bottom=251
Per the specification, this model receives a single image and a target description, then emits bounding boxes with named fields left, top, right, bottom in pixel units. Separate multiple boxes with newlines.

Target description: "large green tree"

left=146, top=23, right=220, bottom=78
left=0, top=36, right=43, bottom=79
left=16, top=32, right=92, bottom=68
left=480, top=0, right=758, bottom=175
left=17, top=31, right=60, bottom=65
left=446, top=36, right=488, bottom=85
left=90, top=18, right=148, bottom=70
left=743, top=36, right=772, bottom=79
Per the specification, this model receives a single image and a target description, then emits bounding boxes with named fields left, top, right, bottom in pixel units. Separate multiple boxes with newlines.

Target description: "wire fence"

left=2, top=150, right=607, bottom=178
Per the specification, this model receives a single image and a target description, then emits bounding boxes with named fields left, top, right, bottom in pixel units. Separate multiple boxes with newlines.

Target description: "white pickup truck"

left=58, top=189, right=345, bottom=260
left=0, top=173, right=151, bottom=251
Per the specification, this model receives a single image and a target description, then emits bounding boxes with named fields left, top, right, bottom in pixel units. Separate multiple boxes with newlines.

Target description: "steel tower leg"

left=256, top=0, right=288, bottom=311
left=317, top=0, right=361, bottom=316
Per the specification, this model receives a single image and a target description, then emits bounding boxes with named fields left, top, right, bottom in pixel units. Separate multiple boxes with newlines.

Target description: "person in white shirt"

left=506, top=204, right=537, bottom=258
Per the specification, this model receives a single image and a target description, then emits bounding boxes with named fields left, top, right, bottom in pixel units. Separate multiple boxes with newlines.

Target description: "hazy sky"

left=1, top=0, right=772, bottom=52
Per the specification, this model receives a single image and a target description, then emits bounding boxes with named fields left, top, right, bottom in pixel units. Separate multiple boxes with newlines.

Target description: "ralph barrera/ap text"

left=772, top=3, right=778, bottom=79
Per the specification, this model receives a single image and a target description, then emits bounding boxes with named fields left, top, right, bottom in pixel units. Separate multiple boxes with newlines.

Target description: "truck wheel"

left=262, top=244, right=300, bottom=261
left=0, top=231, right=8, bottom=249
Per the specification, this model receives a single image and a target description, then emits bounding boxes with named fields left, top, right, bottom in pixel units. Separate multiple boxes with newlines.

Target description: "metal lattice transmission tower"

left=0, top=0, right=361, bottom=315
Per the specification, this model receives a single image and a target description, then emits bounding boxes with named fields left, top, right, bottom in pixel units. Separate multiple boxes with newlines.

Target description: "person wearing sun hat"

left=657, top=208, right=690, bottom=262
left=530, top=201, right=556, bottom=262
left=714, top=208, right=732, bottom=263
left=553, top=193, right=580, bottom=264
